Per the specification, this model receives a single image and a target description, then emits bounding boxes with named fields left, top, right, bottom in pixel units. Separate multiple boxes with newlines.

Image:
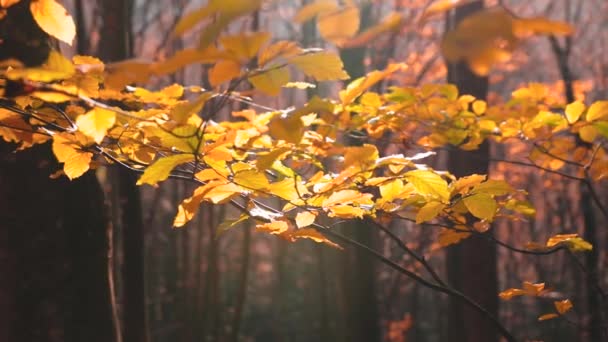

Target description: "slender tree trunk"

left=97, top=1, right=147, bottom=342
left=445, top=2, right=498, bottom=342
left=337, top=4, right=380, bottom=342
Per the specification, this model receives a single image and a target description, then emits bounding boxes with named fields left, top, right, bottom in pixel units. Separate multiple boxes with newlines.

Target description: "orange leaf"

left=554, top=299, right=573, bottom=315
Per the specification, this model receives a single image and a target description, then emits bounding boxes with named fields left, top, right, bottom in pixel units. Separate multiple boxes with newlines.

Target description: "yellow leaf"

left=75, top=107, right=116, bottom=144
left=322, top=189, right=374, bottom=207
left=209, top=60, right=241, bottom=87
left=472, top=100, right=486, bottom=115
left=137, top=154, right=194, bottom=186
left=586, top=101, right=608, bottom=122
left=405, top=169, right=450, bottom=202
left=256, top=220, right=291, bottom=234
left=268, top=178, right=309, bottom=201
left=546, top=234, right=592, bottom=252
left=170, top=93, right=211, bottom=124
left=451, top=174, right=486, bottom=195
left=554, top=299, right=573, bottom=315
left=416, top=201, right=445, bottom=224
left=289, top=52, right=349, bottom=81
left=473, top=179, right=513, bottom=196
left=282, top=228, right=342, bottom=249
left=30, top=0, right=76, bottom=45
left=221, top=32, right=270, bottom=60
left=52, top=133, right=92, bottom=180
left=249, top=66, right=290, bottom=96
left=268, top=110, right=305, bottom=143
left=7, top=50, right=75, bottom=82
left=295, top=211, right=317, bottom=228
left=565, top=101, right=585, bottom=124
left=538, top=313, right=559, bottom=321
left=579, top=125, right=598, bottom=143
left=463, top=193, right=496, bottom=220
left=233, top=169, right=270, bottom=190
left=339, top=63, right=403, bottom=105
left=202, top=182, right=243, bottom=204
left=294, top=0, right=337, bottom=23
left=379, top=179, right=404, bottom=202
left=318, top=5, right=360, bottom=46
left=258, top=40, right=302, bottom=67
left=438, top=228, right=471, bottom=247
left=173, top=0, right=262, bottom=36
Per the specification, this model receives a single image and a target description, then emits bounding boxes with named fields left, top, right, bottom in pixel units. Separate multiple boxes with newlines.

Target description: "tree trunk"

left=337, top=4, right=381, bottom=342
left=0, top=144, right=114, bottom=342
left=97, top=1, right=148, bottom=342
left=1, top=3, right=114, bottom=341
left=445, top=2, right=499, bottom=342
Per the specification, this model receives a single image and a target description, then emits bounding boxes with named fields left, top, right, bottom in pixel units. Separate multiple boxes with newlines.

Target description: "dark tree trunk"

left=0, top=2, right=114, bottom=341
left=97, top=1, right=147, bottom=342
left=0, top=144, right=114, bottom=342
left=445, top=2, right=499, bottom=342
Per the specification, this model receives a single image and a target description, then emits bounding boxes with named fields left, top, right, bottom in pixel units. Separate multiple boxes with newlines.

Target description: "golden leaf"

left=294, top=0, right=337, bottom=23
left=52, top=133, right=92, bottom=180
left=565, top=101, right=585, bottom=124
left=221, top=32, right=270, bottom=60
left=463, top=193, right=496, bottom=220
left=405, top=169, right=450, bottom=202
left=282, top=228, right=342, bottom=249
left=75, top=107, right=116, bottom=144
left=318, top=5, right=360, bottom=46
left=289, top=52, right=349, bottom=81
left=586, top=101, right=608, bottom=122
left=30, top=0, right=76, bottom=45
left=137, top=154, right=194, bottom=186
left=438, top=228, right=471, bottom=247
left=416, top=201, right=445, bottom=224
left=537, top=313, right=559, bottom=321
left=295, top=211, right=317, bottom=228
left=249, top=66, right=290, bottom=96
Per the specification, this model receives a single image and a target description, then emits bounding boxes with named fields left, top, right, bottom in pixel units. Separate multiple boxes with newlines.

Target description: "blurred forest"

left=2, top=0, right=608, bottom=342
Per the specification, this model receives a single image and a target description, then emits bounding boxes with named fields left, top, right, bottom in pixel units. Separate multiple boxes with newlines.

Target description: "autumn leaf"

left=30, top=0, right=76, bottom=45
left=546, top=234, right=593, bottom=252
left=137, top=154, right=194, bottom=186
left=416, top=201, right=445, bottom=224
left=52, top=133, right=92, bottom=180
left=565, top=101, right=585, bottom=124
left=438, top=227, right=471, bottom=247
left=318, top=5, right=360, bottom=46
left=554, top=299, right=573, bottom=315
left=289, top=52, right=349, bottom=81
left=462, top=193, right=496, bottom=220
left=249, top=66, right=290, bottom=96
left=282, top=228, right=342, bottom=249
left=537, top=313, right=559, bottom=321
left=75, top=107, right=116, bottom=144
left=405, top=169, right=450, bottom=202
left=586, top=101, right=608, bottom=122
left=295, top=211, right=317, bottom=228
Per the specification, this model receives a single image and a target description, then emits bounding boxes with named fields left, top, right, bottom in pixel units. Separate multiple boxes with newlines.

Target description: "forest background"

left=1, top=1, right=608, bottom=342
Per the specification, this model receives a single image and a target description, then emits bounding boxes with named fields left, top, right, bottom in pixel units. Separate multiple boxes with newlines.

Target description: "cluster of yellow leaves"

left=1, top=1, right=604, bottom=255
